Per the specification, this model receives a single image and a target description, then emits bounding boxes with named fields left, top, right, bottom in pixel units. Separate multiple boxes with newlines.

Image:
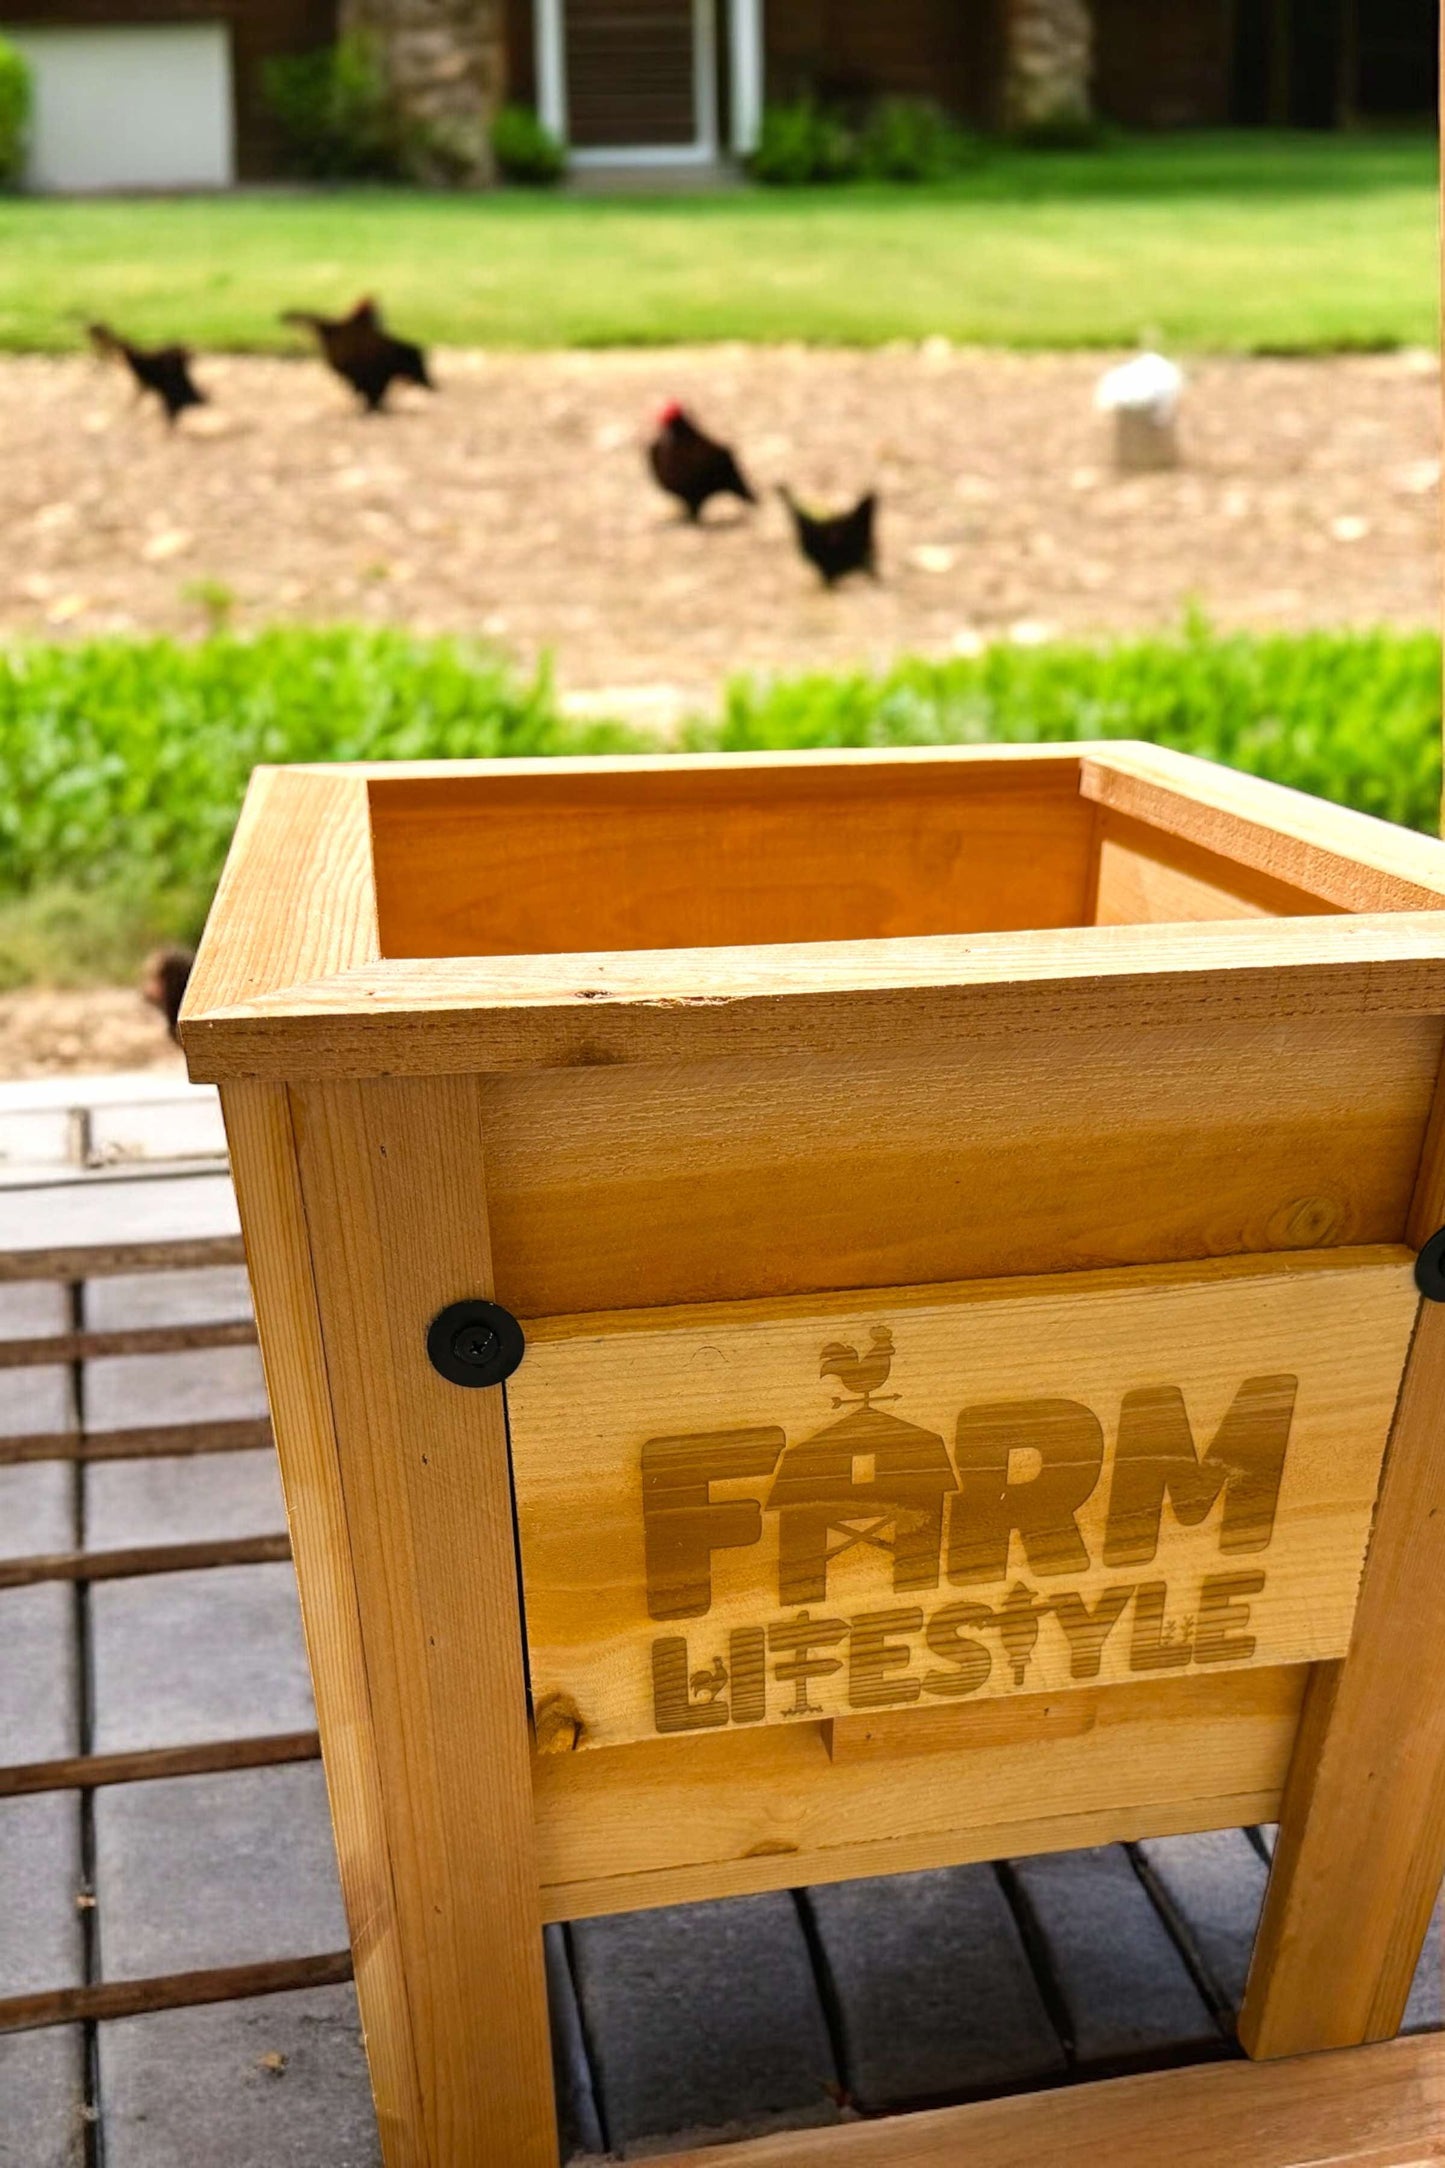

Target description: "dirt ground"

left=2, top=340, right=1440, bottom=1078
left=0, top=988, right=183, bottom=1078
left=0, top=343, right=1439, bottom=717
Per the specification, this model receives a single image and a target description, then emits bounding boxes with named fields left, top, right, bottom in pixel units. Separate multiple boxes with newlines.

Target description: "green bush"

left=0, top=622, right=1437, bottom=983
left=263, top=35, right=404, bottom=182
left=856, top=99, right=974, bottom=183
left=689, top=619, right=1442, bottom=833
left=0, top=36, right=31, bottom=190
left=749, top=98, right=858, bottom=186
left=491, top=104, right=565, bottom=186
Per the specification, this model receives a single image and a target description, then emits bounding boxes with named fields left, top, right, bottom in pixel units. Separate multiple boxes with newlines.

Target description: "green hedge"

left=0, top=620, right=1437, bottom=984
left=691, top=620, right=1442, bottom=832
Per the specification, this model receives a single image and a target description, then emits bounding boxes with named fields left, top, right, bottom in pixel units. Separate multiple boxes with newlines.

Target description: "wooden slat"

left=641, top=2031, right=1445, bottom=2168
left=475, top=1013, right=1439, bottom=1314
left=0, top=1319, right=257, bottom=1370
left=533, top=1666, right=1306, bottom=1922
left=0, top=1731, right=321, bottom=1798
left=287, top=1074, right=557, bottom=2168
left=0, top=1533, right=290, bottom=1591
left=0, top=1171, right=243, bottom=1282
left=1239, top=1298, right=1445, bottom=2055
left=220, top=1078, right=426, bottom=2168
left=0, top=1952, right=355, bottom=2037
left=0, top=1418, right=272, bottom=1467
left=510, top=1249, right=1413, bottom=1754
left=367, top=758, right=1094, bottom=960
left=182, top=764, right=379, bottom=1029
left=1080, top=744, right=1445, bottom=911
left=183, top=914, right=1445, bottom=1082
left=1092, top=808, right=1342, bottom=926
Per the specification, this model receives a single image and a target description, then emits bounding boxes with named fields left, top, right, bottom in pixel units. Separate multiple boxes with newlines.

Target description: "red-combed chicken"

left=779, top=486, right=879, bottom=587
left=281, top=297, right=432, bottom=413
left=88, top=324, right=207, bottom=426
left=647, top=403, right=756, bottom=521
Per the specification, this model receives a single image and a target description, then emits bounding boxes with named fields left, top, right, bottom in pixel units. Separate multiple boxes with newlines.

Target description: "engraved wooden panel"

left=508, top=1250, right=1416, bottom=1755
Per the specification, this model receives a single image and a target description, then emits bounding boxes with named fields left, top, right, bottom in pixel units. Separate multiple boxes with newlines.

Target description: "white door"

left=537, top=0, right=719, bottom=164
left=4, top=23, right=235, bottom=193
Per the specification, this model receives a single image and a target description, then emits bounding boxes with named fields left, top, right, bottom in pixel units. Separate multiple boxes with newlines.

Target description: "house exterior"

left=0, top=0, right=1436, bottom=190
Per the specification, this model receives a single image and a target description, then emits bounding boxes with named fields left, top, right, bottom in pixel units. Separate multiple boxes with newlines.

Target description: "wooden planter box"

left=183, top=743, right=1445, bottom=2168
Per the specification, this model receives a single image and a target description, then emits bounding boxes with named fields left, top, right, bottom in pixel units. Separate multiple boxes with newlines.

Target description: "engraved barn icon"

left=765, top=1330, right=957, bottom=1606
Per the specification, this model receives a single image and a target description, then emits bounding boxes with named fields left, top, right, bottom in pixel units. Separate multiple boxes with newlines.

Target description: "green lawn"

left=0, top=132, right=1436, bottom=354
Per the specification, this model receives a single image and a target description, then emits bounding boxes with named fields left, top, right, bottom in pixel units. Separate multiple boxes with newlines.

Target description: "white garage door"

left=2, top=22, right=235, bottom=192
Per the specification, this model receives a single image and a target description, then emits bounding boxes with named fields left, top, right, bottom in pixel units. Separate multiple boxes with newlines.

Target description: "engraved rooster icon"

left=819, top=1326, right=896, bottom=1408
left=689, top=1656, right=728, bottom=1704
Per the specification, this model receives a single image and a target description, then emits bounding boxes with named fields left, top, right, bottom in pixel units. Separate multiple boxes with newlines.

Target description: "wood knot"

left=533, top=1692, right=587, bottom=1755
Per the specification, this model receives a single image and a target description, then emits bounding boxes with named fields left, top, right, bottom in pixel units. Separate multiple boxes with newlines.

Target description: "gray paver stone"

left=99, top=1985, right=379, bottom=2168
left=84, top=1344, right=268, bottom=1434
left=1402, top=1899, right=1444, bottom=2035
left=804, top=1863, right=1066, bottom=2111
left=1007, top=1844, right=1222, bottom=2068
left=90, top=1563, right=313, bottom=1753
left=569, top=1892, right=841, bottom=2154
left=95, top=1764, right=347, bottom=1979
left=0, top=1372, right=74, bottom=1453
left=85, top=1449, right=284, bottom=1548
left=546, top=1922, right=605, bottom=2160
left=0, top=1461, right=73, bottom=1560
left=83, top=1267, right=253, bottom=1333
left=0, top=1584, right=79, bottom=1761
left=0, top=1281, right=69, bottom=1338
left=90, top=1097, right=228, bottom=1166
left=0, top=1793, right=84, bottom=1995
left=0, top=2027, right=86, bottom=2168
left=1134, top=1829, right=1269, bottom=2016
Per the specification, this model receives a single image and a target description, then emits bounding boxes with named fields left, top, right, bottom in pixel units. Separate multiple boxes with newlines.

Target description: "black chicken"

left=281, top=297, right=432, bottom=413
left=88, top=324, right=206, bottom=425
left=647, top=403, right=756, bottom=521
left=142, top=945, right=195, bottom=1043
left=779, top=486, right=879, bottom=588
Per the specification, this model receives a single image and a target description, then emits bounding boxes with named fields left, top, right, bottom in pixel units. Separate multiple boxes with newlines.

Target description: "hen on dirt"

left=779, top=486, right=878, bottom=588
left=647, top=403, right=756, bottom=521
left=142, top=946, right=195, bottom=1044
left=281, top=297, right=432, bottom=413
left=88, top=325, right=207, bottom=426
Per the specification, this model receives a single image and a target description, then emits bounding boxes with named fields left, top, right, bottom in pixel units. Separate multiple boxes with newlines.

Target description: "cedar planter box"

left=183, top=744, right=1445, bottom=2168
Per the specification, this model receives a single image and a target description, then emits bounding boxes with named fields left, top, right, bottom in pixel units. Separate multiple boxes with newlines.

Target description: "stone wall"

left=1001, top=0, right=1095, bottom=132
left=340, top=0, right=505, bottom=181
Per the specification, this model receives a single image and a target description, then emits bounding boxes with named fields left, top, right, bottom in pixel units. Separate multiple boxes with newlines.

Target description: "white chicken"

left=1095, top=351, right=1184, bottom=472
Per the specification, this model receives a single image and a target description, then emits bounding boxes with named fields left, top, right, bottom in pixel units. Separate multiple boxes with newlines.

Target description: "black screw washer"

left=1416, top=1230, right=1445, bottom=1304
left=426, top=1299, right=525, bottom=1388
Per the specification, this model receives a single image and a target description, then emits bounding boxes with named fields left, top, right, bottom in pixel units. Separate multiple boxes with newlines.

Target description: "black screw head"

left=451, top=1321, right=499, bottom=1368
left=1417, top=1230, right=1445, bottom=1304
left=426, top=1300, right=525, bottom=1388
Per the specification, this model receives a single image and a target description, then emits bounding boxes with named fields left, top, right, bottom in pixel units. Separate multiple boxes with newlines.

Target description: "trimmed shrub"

left=0, top=36, right=31, bottom=190
left=491, top=104, right=566, bottom=186
left=263, top=35, right=404, bottom=182
left=856, top=99, right=975, bottom=183
left=749, top=98, right=858, bottom=186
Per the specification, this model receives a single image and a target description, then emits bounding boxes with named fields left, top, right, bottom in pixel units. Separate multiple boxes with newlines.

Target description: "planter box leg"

left=227, top=1076, right=558, bottom=2168
left=1239, top=1300, right=1445, bottom=2058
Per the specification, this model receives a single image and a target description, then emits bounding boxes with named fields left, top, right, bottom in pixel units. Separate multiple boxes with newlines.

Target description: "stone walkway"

left=0, top=1076, right=1439, bottom=2165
